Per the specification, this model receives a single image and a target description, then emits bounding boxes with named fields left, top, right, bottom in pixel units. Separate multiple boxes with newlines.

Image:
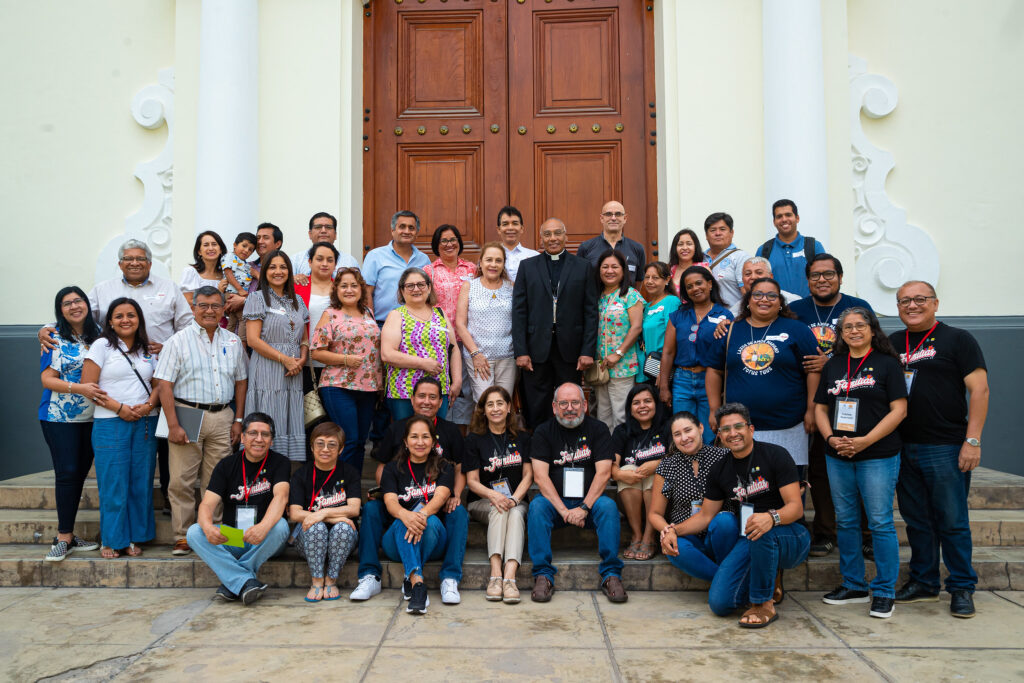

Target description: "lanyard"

left=490, top=432, right=509, bottom=463
left=845, top=349, right=873, bottom=398
left=241, top=450, right=270, bottom=504
left=736, top=451, right=756, bottom=502
left=407, top=459, right=432, bottom=504
left=904, top=322, right=939, bottom=367
left=310, top=464, right=337, bottom=511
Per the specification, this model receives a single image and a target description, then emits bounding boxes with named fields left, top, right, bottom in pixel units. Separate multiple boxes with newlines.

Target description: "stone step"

left=0, top=544, right=1020, bottom=591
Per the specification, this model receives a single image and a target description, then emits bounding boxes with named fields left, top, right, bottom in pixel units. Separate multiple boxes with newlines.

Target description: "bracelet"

left=470, top=349, right=482, bottom=357
left=67, top=381, right=74, bottom=393
left=117, top=402, right=124, bottom=414
left=509, top=496, right=519, bottom=506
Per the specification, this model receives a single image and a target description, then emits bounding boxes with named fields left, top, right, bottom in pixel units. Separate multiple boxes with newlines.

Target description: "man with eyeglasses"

left=291, top=211, right=361, bottom=285
left=789, top=254, right=873, bottom=558
left=576, top=200, right=646, bottom=283
left=727, top=257, right=801, bottom=317
left=187, top=412, right=291, bottom=606
left=886, top=280, right=988, bottom=618
left=755, top=199, right=826, bottom=298
left=527, top=383, right=626, bottom=603
left=155, top=286, right=249, bottom=556
left=512, top=218, right=599, bottom=428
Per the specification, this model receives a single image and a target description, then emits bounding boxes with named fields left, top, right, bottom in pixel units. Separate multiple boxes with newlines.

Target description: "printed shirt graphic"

left=611, top=423, right=669, bottom=467
left=531, top=416, right=613, bottom=498
left=704, top=441, right=798, bottom=513
left=790, top=294, right=873, bottom=357
left=463, top=431, right=531, bottom=502
left=289, top=462, right=361, bottom=512
left=207, top=450, right=291, bottom=528
left=39, top=334, right=94, bottom=423
left=381, top=459, right=455, bottom=511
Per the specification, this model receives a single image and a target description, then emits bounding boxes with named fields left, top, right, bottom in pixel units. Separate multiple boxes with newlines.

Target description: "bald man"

left=576, top=200, right=646, bottom=283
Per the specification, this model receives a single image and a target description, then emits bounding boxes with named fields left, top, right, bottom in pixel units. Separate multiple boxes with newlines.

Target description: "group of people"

left=36, top=199, right=988, bottom=625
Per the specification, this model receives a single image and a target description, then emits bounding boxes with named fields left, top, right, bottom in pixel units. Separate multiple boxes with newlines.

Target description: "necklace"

left=813, top=297, right=841, bottom=327
left=749, top=318, right=775, bottom=345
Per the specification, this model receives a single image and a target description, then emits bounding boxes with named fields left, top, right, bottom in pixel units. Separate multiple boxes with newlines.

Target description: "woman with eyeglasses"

left=381, top=267, right=462, bottom=420
left=705, top=277, right=820, bottom=472
left=813, top=307, right=906, bottom=619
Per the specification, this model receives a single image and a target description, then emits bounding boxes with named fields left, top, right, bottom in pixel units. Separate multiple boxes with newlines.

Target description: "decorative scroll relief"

left=850, top=56, right=938, bottom=317
left=95, top=68, right=174, bottom=285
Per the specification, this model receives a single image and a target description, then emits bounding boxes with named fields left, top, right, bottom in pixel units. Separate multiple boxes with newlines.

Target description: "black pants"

left=157, top=437, right=169, bottom=499
left=521, top=339, right=581, bottom=429
left=39, top=421, right=94, bottom=534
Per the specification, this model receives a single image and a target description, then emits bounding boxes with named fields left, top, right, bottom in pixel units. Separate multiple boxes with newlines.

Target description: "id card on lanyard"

left=238, top=450, right=270, bottom=531
left=835, top=351, right=871, bottom=433
left=903, top=322, right=938, bottom=394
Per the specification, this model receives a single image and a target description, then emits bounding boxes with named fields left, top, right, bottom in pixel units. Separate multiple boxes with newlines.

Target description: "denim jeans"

left=896, top=442, right=977, bottom=593
left=437, top=504, right=469, bottom=582
left=388, top=396, right=449, bottom=422
left=668, top=511, right=740, bottom=583
left=672, top=368, right=712, bottom=443
left=92, top=417, right=158, bottom=549
left=827, top=454, right=900, bottom=597
left=528, top=495, right=624, bottom=583
left=708, top=522, right=810, bottom=615
left=320, top=387, right=377, bottom=473
left=356, top=499, right=391, bottom=579
left=39, top=420, right=94, bottom=534
left=382, top=515, right=447, bottom=579
left=186, top=518, right=290, bottom=594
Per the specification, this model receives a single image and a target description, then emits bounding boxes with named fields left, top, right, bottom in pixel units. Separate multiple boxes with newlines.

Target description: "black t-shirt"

left=888, top=322, right=986, bottom=444
left=207, top=449, right=292, bottom=527
left=611, top=421, right=670, bottom=468
left=380, top=457, right=456, bottom=512
left=790, top=294, right=874, bottom=356
left=289, top=461, right=362, bottom=512
left=814, top=351, right=906, bottom=461
left=374, top=416, right=465, bottom=469
left=530, top=416, right=613, bottom=498
left=463, top=430, right=531, bottom=502
left=704, top=441, right=798, bottom=514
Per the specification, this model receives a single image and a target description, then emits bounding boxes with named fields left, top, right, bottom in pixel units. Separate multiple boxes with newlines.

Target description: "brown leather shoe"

left=172, top=539, right=191, bottom=556
left=602, top=576, right=628, bottom=603
left=531, top=575, right=554, bottom=602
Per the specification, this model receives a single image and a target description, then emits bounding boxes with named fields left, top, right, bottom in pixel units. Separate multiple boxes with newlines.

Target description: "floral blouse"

left=311, top=308, right=382, bottom=392
left=38, top=333, right=94, bottom=423
left=424, top=258, right=476, bottom=339
left=598, top=287, right=644, bottom=378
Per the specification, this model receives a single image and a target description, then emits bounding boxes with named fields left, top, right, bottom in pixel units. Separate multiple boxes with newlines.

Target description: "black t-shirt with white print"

left=814, top=351, right=906, bottom=461
left=704, top=441, right=798, bottom=514
left=374, top=416, right=465, bottom=468
left=380, top=457, right=456, bottom=512
left=530, top=415, right=613, bottom=499
left=463, top=430, right=531, bottom=502
left=289, top=462, right=362, bottom=512
left=611, top=421, right=670, bottom=468
left=207, top=449, right=292, bottom=528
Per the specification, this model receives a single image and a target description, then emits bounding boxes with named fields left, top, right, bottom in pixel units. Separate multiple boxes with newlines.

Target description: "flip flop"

left=305, top=585, right=324, bottom=603
left=126, top=543, right=143, bottom=557
left=738, top=603, right=778, bottom=629
left=635, top=542, right=657, bottom=561
left=623, top=541, right=641, bottom=560
left=100, top=546, right=120, bottom=559
left=323, top=585, right=341, bottom=601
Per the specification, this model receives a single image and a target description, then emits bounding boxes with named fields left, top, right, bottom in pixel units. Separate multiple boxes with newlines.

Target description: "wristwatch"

left=768, top=509, right=781, bottom=527
left=579, top=502, right=591, bottom=513
left=965, top=437, right=981, bottom=447
left=614, top=348, right=624, bottom=356
left=234, top=418, right=244, bottom=424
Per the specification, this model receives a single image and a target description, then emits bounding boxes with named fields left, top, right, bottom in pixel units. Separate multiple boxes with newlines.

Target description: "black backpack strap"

left=759, top=238, right=775, bottom=260
left=803, top=236, right=817, bottom=262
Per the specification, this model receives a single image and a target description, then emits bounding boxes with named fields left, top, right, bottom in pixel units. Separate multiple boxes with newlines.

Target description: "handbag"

left=584, top=362, right=610, bottom=386
left=303, top=365, right=327, bottom=428
left=643, top=351, right=662, bottom=381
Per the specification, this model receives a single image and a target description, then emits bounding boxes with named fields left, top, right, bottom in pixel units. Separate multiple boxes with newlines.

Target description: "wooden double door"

left=363, top=0, right=657, bottom=257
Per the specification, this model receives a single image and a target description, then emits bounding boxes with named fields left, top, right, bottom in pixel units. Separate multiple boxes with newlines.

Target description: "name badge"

left=563, top=467, right=584, bottom=498
left=739, top=503, right=755, bottom=537
left=834, top=398, right=859, bottom=432
left=690, top=500, right=702, bottom=517
left=267, top=307, right=287, bottom=316
left=236, top=505, right=257, bottom=531
left=491, top=477, right=513, bottom=498
left=904, top=369, right=916, bottom=394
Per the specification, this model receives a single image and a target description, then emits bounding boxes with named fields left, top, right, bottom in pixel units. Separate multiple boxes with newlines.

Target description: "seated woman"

left=288, top=421, right=362, bottom=602
left=649, top=411, right=735, bottom=582
left=464, top=386, right=533, bottom=604
left=380, top=414, right=456, bottom=615
left=611, top=384, right=671, bottom=561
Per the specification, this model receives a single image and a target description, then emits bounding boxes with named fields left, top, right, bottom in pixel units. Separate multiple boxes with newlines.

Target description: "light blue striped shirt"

left=154, top=321, right=248, bottom=404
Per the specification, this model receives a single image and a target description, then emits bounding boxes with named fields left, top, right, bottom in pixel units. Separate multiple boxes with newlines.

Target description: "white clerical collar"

left=548, top=250, right=566, bottom=261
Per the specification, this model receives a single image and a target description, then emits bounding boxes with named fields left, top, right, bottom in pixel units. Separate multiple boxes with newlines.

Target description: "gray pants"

left=295, top=521, right=358, bottom=579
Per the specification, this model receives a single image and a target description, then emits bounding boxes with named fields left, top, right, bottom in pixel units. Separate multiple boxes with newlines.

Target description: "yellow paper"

left=220, top=524, right=245, bottom=548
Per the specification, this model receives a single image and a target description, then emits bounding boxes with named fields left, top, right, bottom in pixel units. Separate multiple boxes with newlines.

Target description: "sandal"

left=773, top=568, right=785, bottom=605
left=635, top=542, right=657, bottom=561
left=323, top=584, right=340, bottom=601
left=305, top=585, right=324, bottom=603
left=738, top=603, right=778, bottom=629
left=623, top=541, right=641, bottom=560
left=100, top=546, right=120, bottom=559
left=126, top=543, right=143, bottom=557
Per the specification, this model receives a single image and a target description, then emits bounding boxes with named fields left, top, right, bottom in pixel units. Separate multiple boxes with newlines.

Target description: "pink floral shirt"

left=311, top=308, right=382, bottom=391
left=424, top=258, right=477, bottom=337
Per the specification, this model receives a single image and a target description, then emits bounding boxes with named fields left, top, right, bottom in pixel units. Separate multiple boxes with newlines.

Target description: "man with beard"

left=527, top=383, right=626, bottom=603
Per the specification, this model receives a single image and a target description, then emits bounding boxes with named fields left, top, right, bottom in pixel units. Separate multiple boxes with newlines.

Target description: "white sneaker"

left=440, top=578, right=461, bottom=605
left=349, top=575, right=382, bottom=601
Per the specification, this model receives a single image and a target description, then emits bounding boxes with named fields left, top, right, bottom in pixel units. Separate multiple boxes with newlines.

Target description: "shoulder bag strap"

left=118, top=348, right=153, bottom=395
left=723, top=320, right=734, bottom=404
left=710, top=248, right=739, bottom=270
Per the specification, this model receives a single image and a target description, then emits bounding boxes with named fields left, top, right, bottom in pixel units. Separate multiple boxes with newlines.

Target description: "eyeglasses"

left=313, top=439, right=341, bottom=451
left=896, top=295, right=936, bottom=308
left=841, top=322, right=869, bottom=332
left=403, top=281, right=429, bottom=291
left=555, top=400, right=583, bottom=409
left=194, top=303, right=224, bottom=311
left=120, top=256, right=149, bottom=263
left=244, top=430, right=272, bottom=439
left=311, top=224, right=336, bottom=232
left=61, top=298, right=86, bottom=308
left=541, top=230, right=566, bottom=238
left=439, top=238, right=460, bottom=246
left=717, top=422, right=749, bottom=434
left=602, top=211, right=625, bottom=219
left=808, top=270, right=838, bottom=281
left=750, top=291, right=779, bottom=301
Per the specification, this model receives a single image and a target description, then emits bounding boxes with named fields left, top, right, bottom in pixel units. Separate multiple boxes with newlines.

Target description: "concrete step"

left=1, top=544, right=1021, bottom=591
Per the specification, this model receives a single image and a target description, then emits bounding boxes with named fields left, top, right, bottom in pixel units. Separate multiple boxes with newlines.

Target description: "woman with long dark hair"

left=594, top=248, right=645, bottom=431
left=38, top=286, right=105, bottom=561
left=181, top=230, right=227, bottom=305
left=667, top=228, right=709, bottom=296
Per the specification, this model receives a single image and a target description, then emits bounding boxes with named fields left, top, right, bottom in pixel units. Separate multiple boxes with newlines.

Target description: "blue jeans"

left=186, top=518, right=289, bottom=594
left=528, top=495, right=624, bottom=583
left=438, top=504, right=469, bottom=582
left=669, top=511, right=741, bottom=582
left=320, top=387, right=376, bottom=473
left=672, top=368, right=712, bottom=443
left=827, top=454, right=900, bottom=597
left=40, top=420, right=94, bottom=534
left=388, top=396, right=450, bottom=422
left=357, top=498, right=390, bottom=579
left=708, top=522, right=810, bottom=615
left=382, top=515, right=447, bottom=579
left=92, top=417, right=157, bottom=549
left=896, top=443, right=977, bottom=593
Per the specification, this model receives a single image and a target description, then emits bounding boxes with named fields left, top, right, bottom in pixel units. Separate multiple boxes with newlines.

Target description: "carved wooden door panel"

left=364, top=1, right=509, bottom=256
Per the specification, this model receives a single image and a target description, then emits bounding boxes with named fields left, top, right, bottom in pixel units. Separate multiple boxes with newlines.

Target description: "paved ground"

left=4, top=587, right=1023, bottom=682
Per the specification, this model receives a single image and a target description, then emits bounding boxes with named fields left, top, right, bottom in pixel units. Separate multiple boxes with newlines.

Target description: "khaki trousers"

left=467, top=498, right=528, bottom=565
left=168, top=403, right=233, bottom=540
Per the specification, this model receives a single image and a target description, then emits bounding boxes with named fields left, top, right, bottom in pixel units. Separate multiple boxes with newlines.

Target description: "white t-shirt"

left=86, top=338, right=157, bottom=419
left=307, top=293, right=332, bottom=368
left=180, top=266, right=222, bottom=294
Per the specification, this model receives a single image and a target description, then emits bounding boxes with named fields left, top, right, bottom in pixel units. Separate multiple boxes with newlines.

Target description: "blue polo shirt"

left=361, top=241, right=430, bottom=322
left=756, top=233, right=826, bottom=298
left=789, top=293, right=873, bottom=357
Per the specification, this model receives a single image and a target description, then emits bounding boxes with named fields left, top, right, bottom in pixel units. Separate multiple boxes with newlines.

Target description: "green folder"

left=220, top=524, right=245, bottom=548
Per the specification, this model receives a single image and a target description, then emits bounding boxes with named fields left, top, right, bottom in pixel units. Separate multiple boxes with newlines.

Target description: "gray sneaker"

left=45, top=539, right=72, bottom=562
left=71, top=536, right=100, bottom=552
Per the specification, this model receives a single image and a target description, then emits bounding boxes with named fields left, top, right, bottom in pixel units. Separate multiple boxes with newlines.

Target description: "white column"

left=194, top=0, right=258, bottom=237
left=763, top=0, right=829, bottom=244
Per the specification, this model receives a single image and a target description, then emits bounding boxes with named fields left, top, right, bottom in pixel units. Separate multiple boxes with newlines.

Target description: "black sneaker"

left=240, top=579, right=268, bottom=606
left=402, top=578, right=413, bottom=601
left=213, top=584, right=239, bottom=602
left=950, top=590, right=976, bottom=618
left=406, top=582, right=429, bottom=614
left=894, top=581, right=939, bottom=603
left=71, top=536, right=100, bottom=552
left=822, top=586, right=870, bottom=604
left=861, top=542, right=875, bottom=561
left=808, top=538, right=835, bottom=557
left=869, top=596, right=894, bottom=618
